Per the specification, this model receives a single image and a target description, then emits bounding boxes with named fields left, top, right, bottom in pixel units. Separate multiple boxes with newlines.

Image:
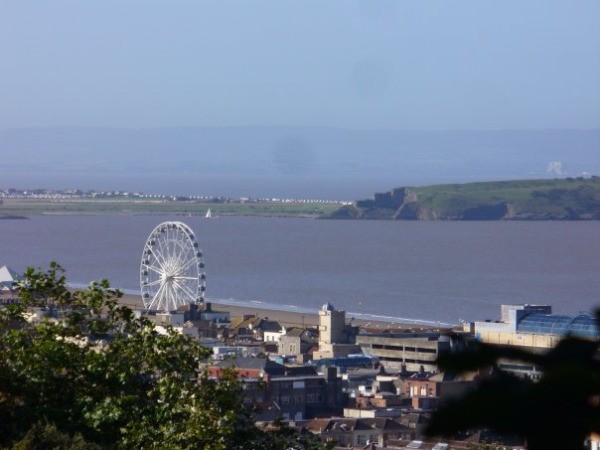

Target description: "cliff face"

left=325, top=178, right=600, bottom=220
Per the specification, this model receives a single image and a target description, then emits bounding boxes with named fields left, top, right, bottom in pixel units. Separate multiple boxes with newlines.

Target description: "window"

left=416, top=347, right=437, bottom=354
left=281, top=396, right=290, bottom=404
left=307, top=393, right=315, bottom=403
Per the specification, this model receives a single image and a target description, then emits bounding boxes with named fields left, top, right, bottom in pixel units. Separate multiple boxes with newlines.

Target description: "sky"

left=1, top=0, right=599, bottom=131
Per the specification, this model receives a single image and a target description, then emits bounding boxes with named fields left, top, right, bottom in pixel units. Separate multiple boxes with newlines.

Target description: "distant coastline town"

left=0, top=186, right=350, bottom=205
left=0, top=187, right=351, bottom=218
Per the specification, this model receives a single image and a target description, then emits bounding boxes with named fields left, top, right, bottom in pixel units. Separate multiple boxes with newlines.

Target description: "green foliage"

left=10, top=422, right=101, bottom=450
left=0, top=263, right=279, bottom=449
left=425, top=312, right=600, bottom=450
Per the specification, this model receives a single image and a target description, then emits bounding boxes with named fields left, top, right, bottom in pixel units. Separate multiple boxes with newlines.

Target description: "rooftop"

left=517, top=313, right=599, bottom=339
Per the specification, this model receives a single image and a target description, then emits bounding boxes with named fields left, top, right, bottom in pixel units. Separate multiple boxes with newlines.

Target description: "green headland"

left=326, top=177, right=600, bottom=220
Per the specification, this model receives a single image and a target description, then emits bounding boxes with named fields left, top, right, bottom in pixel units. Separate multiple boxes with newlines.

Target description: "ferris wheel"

left=140, top=221, right=206, bottom=311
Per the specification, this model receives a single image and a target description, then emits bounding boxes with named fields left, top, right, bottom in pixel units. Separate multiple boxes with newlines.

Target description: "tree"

left=425, top=313, right=600, bottom=450
left=0, top=263, right=271, bottom=449
left=10, top=422, right=101, bottom=450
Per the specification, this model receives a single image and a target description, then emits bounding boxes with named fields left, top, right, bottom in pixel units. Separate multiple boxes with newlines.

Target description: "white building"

left=0, top=265, right=19, bottom=304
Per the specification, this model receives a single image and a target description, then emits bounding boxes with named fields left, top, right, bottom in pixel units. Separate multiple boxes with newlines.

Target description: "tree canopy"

left=0, top=263, right=324, bottom=449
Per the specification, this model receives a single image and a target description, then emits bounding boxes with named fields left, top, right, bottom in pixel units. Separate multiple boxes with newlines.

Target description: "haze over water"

left=1, top=215, right=598, bottom=325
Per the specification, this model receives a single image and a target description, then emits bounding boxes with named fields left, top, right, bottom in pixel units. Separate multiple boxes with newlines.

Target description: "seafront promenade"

left=117, top=292, right=435, bottom=331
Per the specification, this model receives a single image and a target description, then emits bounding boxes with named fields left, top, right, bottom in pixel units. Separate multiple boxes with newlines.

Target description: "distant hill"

left=1, top=126, right=598, bottom=184
left=326, top=177, right=600, bottom=220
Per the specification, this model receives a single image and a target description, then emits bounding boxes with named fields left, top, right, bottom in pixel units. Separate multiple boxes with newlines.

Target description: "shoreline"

left=117, top=293, right=452, bottom=332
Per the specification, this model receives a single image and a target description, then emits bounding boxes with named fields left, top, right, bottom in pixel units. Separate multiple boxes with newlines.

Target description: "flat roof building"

left=471, top=304, right=599, bottom=348
left=357, top=331, right=452, bottom=374
left=469, top=304, right=599, bottom=379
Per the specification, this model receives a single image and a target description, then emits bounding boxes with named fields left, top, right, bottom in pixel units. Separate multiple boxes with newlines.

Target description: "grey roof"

left=261, top=320, right=284, bottom=332
left=400, top=412, right=430, bottom=426
left=370, top=417, right=410, bottom=431
left=306, top=418, right=354, bottom=432
left=231, top=317, right=282, bottom=333
left=286, top=327, right=306, bottom=337
left=213, top=357, right=284, bottom=372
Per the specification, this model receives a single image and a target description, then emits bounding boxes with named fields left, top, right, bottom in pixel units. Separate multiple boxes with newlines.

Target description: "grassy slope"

left=416, top=177, right=600, bottom=216
left=0, top=199, right=340, bottom=218
left=328, top=177, right=600, bottom=219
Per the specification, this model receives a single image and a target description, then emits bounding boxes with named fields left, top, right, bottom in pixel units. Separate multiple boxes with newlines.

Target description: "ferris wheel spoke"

left=178, top=253, right=195, bottom=273
left=177, top=256, right=200, bottom=273
left=144, top=279, right=163, bottom=287
left=173, top=236, right=181, bottom=259
left=160, top=283, right=171, bottom=309
left=154, top=282, right=168, bottom=307
left=172, top=276, right=193, bottom=293
left=176, top=229, right=189, bottom=256
left=155, top=234, right=171, bottom=266
left=174, top=276, right=200, bottom=281
left=145, top=264, right=165, bottom=276
left=148, top=282, right=167, bottom=310
left=169, top=231, right=177, bottom=256
left=169, top=282, right=185, bottom=307
left=173, top=279, right=196, bottom=301
left=160, top=282, right=172, bottom=310
left=151, top=243, right=170, bottom=270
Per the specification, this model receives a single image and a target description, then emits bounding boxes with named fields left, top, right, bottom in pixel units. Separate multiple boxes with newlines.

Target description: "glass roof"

left=517, top=313, right=599, bottom=339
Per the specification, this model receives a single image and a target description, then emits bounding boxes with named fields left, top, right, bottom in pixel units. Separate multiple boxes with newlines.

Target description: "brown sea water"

left=1, top=215, right=598, bottom=325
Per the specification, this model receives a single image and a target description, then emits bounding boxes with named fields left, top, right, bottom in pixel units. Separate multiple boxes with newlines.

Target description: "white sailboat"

left=205, top=208, right=213, bottom=219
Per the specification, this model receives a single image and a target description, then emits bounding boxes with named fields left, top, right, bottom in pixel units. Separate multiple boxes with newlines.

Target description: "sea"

left=1, top=214, right=598, bottom=326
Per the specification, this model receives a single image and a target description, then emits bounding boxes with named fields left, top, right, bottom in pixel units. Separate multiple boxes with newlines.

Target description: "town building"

left=470, top=304, right=599, bottom=347
left=181, top=301, right=230, bottom=338
left=313, top=302, right=359, bottom=360
left=305, top=417, right=412, bottom=447
left=208, top=357, right=346, bottom=420
left=228, top=315, right=284, bottom=344
left=356, top=330, right=453, bottom=373
left=469, top=304, right=600, bottom=378
left=182, top=301, right=230, bottom=325
left=397, top=371, right=478, bottom=410
left=278, top=326, right=318, bottom=363
left=140, top=302, right=231, bottom=340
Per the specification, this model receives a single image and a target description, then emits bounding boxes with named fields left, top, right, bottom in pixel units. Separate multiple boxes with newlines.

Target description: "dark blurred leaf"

left=427, top=314, right=600, bottom=450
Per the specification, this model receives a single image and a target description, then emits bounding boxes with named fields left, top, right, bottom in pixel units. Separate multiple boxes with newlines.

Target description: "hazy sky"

left=2, top=0, right=599, bottom=130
